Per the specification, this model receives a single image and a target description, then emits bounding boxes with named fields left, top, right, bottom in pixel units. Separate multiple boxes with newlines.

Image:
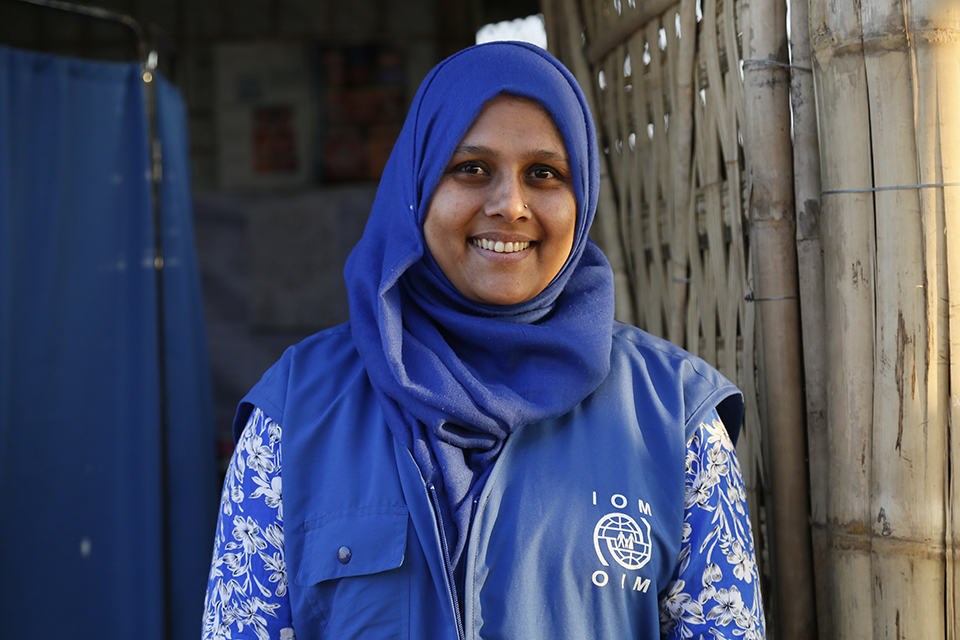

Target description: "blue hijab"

left=344, top=42, right=615, bottom=569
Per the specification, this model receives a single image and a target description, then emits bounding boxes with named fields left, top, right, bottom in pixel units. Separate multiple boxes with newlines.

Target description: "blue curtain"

left=0, top=45, right=215, bottom=639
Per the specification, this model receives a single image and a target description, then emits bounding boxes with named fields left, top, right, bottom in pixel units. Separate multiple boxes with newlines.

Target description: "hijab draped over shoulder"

left=343, top=42, right=615, bottom=568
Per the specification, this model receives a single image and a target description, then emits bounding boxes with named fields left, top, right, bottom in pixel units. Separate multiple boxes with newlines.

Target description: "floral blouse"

left=202, top=408, right=765, bottom=639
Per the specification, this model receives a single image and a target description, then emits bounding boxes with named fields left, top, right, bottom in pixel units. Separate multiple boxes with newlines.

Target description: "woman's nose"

left=483, top=174, right=529, bottom=221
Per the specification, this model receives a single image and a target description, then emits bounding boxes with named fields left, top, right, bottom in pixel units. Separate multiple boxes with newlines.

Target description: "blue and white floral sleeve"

left=658, top=410, right=766, bottom=639
left=203, top=408, right=294, bottom=640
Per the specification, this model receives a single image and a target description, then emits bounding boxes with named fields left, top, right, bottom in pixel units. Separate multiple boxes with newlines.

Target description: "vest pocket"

left=295, top=506, right=409, bottom=638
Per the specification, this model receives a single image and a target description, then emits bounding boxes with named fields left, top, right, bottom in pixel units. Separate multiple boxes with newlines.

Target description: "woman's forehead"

left=458, top=94, right=567, bottom=151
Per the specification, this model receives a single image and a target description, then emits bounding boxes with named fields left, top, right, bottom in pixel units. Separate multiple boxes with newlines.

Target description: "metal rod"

left=3, top=0, right=148, bottom=63
left=141, top=57, right=172, bottom=640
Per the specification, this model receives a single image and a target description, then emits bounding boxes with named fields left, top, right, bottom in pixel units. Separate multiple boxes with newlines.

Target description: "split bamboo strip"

left=740, top=0, right=816, bottom=635
left=585, top=0, right=678, bottom=63
left=709, top=0, right=742, bottom=381
left=668, top=0, right=697, bottom=346
left=692, top=26, right=723, bottom=367
left=637, top=23, right=671, bottom=337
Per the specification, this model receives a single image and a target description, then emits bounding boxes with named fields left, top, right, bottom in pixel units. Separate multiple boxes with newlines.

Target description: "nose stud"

left=523, top=204, right=529, bottom=209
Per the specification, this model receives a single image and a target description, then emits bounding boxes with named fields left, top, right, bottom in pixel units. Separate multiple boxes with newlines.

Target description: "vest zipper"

left=460, top=496, right=481, bottom=638
left=427, top=483, right=466, bottom=640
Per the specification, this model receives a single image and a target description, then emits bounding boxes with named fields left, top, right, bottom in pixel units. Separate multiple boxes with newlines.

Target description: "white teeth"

left=472, top=238, right=531, bottom=253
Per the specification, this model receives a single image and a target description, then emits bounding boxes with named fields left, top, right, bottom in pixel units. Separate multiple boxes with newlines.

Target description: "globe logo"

left=593, top=512, right=652, bottom=570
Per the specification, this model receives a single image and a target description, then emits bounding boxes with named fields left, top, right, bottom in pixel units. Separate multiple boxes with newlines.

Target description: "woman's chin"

left=465, top=283, right=541, bottom=307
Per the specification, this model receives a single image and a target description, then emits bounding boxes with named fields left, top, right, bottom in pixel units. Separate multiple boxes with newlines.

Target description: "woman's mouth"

left=470, top=238, right=531, bottom=253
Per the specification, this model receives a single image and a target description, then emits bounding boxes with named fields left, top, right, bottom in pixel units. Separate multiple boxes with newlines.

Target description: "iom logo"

left=590, top=493, right=654, bottom=592
left=593, top=512, right=652, bottom=570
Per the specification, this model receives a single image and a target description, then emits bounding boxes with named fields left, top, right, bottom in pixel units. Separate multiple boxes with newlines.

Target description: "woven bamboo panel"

left=552, top=0, right=757, bottom=430
left=544, top=0, right=767, bottom=592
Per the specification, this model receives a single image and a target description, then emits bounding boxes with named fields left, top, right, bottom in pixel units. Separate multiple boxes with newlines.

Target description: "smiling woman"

left=424, top=95, right=576, bottom=305
left=203, top=42, right=764, bottom=640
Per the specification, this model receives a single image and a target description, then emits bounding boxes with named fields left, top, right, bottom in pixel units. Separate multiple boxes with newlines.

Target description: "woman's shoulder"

left=607, top=321, right=743, bottom=443
left=284, top=321, right=358, bottom=361
left=610, top=321, right=705, bottom=368
left=262, top=322, right=362, bottom=381
left=233, top=322, right=366, bottom=440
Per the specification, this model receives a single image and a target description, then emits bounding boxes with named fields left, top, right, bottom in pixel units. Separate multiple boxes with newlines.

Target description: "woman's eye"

left=456, top=162, right=486, bottom=176
left=531, top=166, right=562, bottom=180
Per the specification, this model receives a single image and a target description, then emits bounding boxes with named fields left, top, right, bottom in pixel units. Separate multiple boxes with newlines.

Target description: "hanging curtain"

left=0, top=45, right=214, bottom=640
left=156, top=64, right=218, bottom=640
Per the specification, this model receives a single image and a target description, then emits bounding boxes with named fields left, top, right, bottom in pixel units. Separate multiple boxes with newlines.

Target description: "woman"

left=203, top=42, right=764, bottom=639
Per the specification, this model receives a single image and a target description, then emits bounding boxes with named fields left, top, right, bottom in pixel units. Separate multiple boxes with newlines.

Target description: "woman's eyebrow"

left=451, top=145, right=570, bottom=165
left=452, top=144, right=494, bottom=157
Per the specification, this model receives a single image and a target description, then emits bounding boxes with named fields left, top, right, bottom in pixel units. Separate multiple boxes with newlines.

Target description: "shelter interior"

left=0, top=0, right=541, bottom=461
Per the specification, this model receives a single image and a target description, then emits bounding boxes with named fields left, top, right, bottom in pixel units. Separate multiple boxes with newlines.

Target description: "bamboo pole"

left=808, top=0, right=878, bottom=634
left=788, top=0, right=831, bottom=636
left=941, top=52, right=960, bottom=640
left=922, top=12, right=960, bottom=638
left=901, top=1, right=960, bottom=637
left=740, top=0, right=817, bottom=635
left=898, top=6, right=960, bottom=638
left=863, top=4, right=945, bottom=637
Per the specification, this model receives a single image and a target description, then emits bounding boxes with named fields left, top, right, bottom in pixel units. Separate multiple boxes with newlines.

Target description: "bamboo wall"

left=546, top=0, right=960, bottom=637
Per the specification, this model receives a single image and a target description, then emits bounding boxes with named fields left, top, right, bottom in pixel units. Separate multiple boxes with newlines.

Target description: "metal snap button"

left=337, top=545, right=352, bottom=564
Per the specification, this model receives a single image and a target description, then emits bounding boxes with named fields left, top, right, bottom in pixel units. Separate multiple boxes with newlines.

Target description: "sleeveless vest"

left=234, top=321, right=743, bottom=639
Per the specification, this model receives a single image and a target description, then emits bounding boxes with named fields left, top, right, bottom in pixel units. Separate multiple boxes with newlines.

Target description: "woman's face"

left=423, top=95, right=577, bottom=306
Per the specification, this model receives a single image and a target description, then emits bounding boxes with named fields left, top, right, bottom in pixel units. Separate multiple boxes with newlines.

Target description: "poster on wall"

left=214, top=42, right=315, bottom=189
left=316, top=44, right=404, bottom=182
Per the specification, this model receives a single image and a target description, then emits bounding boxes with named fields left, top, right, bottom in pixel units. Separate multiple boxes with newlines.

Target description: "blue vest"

left=234, top=321, right=742, bottom=639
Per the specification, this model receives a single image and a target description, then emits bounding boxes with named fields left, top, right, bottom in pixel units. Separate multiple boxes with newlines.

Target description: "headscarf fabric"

left=343, top=42, right=616, bottom=571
